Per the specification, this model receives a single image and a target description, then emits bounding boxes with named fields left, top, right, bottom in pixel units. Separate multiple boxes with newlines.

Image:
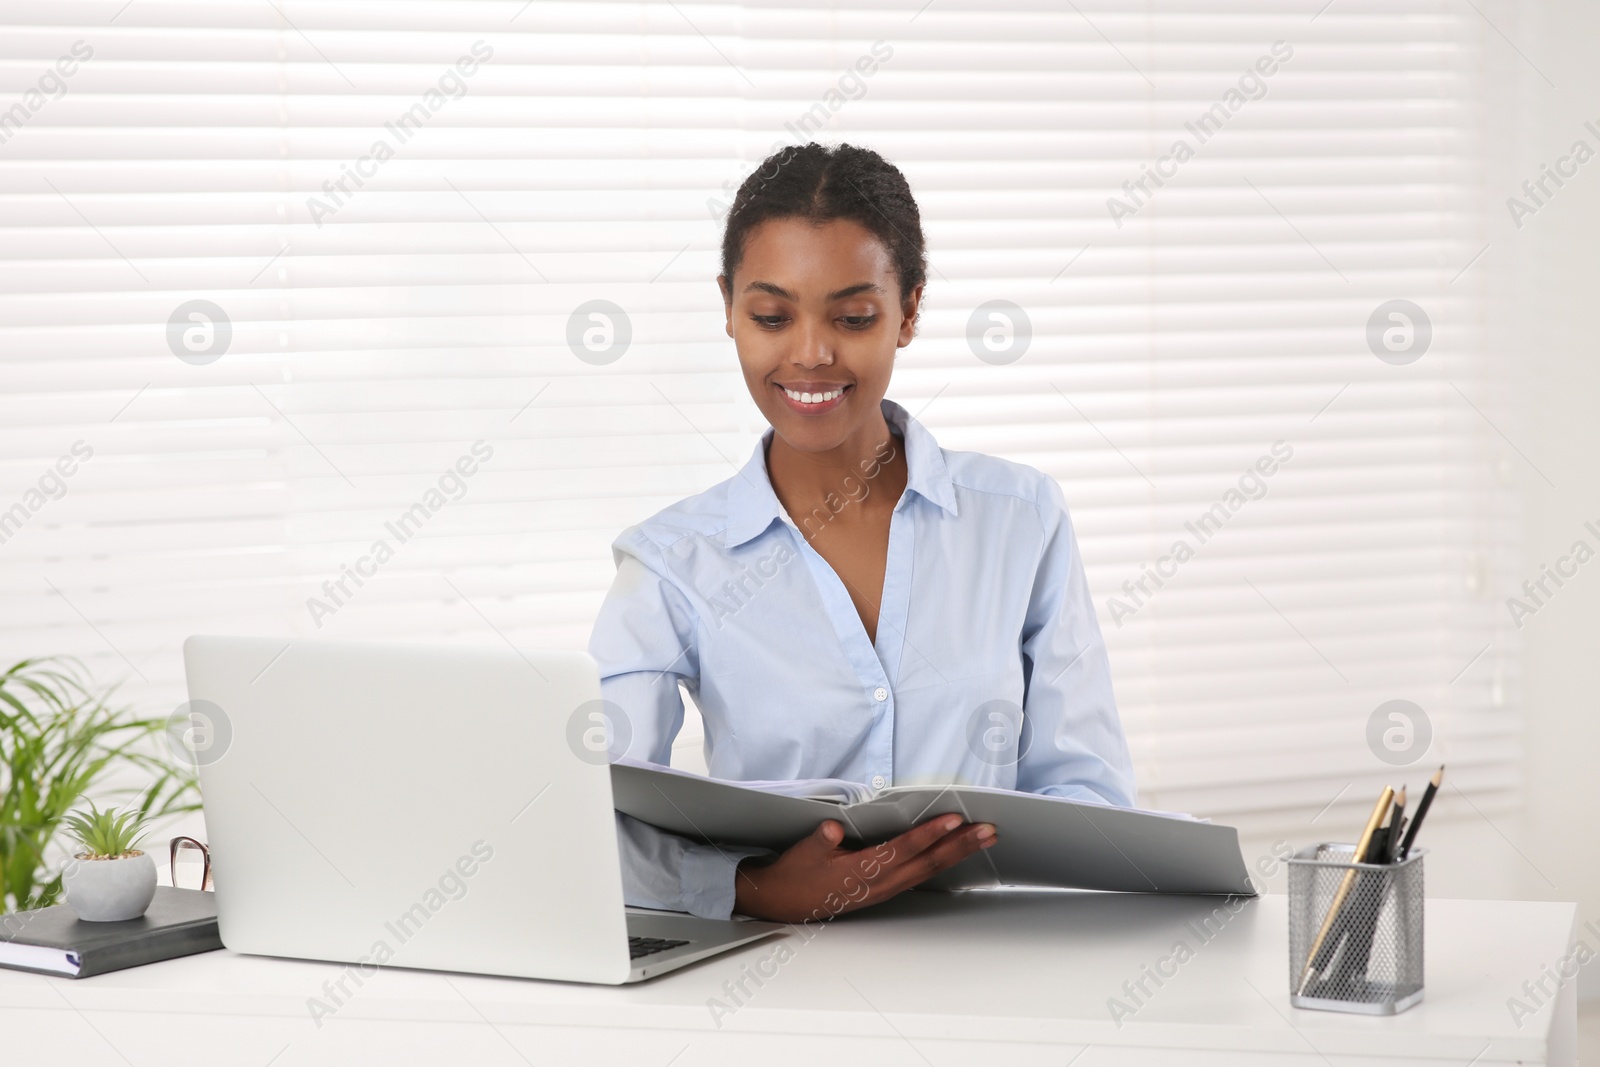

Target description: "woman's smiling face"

left=720, top=217, right=922, bottom=453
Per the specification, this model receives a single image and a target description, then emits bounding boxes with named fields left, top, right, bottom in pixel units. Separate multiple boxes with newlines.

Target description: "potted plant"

left=1, top=656, right=200, bottom=915
left=60, top=802, right=157, bottom=921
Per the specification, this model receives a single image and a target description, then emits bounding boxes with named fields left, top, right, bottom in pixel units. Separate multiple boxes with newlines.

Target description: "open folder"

left=610, top=758, right=1256, bottom=896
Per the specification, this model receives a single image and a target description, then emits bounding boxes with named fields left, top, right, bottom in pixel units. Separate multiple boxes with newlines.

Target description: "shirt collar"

left=724, top=397, right=959, bottom=549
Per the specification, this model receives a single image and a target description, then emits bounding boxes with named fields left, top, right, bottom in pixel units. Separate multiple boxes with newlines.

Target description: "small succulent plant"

left=62, top=801, right=152, bottom=860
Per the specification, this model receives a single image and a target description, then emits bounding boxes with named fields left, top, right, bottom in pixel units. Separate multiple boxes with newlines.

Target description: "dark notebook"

left=0, top=886, right=222, bottom=978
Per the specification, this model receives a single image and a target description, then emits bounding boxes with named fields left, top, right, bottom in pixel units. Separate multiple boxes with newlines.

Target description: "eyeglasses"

left=169, top=836, right=212, bottom=891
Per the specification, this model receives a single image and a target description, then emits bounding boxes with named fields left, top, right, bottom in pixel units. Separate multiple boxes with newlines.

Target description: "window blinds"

left=0, top=0, right=1517, bottom=834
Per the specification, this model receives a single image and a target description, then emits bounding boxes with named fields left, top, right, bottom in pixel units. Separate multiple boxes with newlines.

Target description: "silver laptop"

left=181, top=635, right=784, bottom=984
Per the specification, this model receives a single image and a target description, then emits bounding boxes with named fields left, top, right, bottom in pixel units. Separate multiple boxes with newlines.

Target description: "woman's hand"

left=732, top=813, right=996, bottom=923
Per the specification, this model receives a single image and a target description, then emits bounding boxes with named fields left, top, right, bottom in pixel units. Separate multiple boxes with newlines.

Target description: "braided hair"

left=719, top=142, right=927, bottom=324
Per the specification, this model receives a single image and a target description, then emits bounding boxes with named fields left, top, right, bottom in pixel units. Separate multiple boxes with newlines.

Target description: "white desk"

left=1, top=890, right=1577, bottom=1066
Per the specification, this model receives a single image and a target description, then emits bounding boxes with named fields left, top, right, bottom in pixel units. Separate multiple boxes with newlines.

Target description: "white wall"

left=1513, top=0, right=1600, bottom=1000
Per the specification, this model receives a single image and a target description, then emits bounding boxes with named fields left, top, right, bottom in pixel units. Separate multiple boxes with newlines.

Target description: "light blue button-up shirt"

left=588, top=397, right=1136, bottom=919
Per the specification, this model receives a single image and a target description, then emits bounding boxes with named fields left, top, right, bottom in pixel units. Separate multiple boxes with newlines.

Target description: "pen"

left=1297, top=785, right=1393, bottom=996
left=1385, top=787, right=1407, bottom=865
left=1320, top=787, right=1405, bottom=986
left=1328, top=786, right=1409, bottom=987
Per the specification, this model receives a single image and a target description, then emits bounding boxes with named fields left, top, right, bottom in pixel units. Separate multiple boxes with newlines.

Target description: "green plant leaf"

left=1, top=656, right=200, bottom=908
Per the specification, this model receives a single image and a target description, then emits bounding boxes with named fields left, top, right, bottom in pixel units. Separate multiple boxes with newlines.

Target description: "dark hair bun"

left=720, top=142, right=927, bottom=319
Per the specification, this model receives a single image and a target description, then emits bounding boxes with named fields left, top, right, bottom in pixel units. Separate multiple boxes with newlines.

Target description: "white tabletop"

left=2, top=889, right=1577, bottom=1067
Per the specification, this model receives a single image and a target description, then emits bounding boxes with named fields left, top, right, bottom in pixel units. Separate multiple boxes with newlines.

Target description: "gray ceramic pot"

left=62, top=851, right=157, bottom=922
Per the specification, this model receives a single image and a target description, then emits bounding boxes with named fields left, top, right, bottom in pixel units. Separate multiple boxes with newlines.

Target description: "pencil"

left=1397, top=765, right=1443, bottom=859
left=1296, top=785, right=1393, bottom=996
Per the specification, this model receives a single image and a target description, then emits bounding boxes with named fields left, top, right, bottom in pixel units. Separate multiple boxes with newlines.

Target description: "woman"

left=588, top=142, right=1135, bottom=924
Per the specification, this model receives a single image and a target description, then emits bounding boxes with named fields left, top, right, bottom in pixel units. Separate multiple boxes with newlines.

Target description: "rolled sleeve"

left=1015, top=476, right=1138, bottom=808
left=615, top=812, right=774, bottom=919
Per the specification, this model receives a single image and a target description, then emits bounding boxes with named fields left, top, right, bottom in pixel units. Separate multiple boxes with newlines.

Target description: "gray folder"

left=610, top=763, right=1256, bottom=896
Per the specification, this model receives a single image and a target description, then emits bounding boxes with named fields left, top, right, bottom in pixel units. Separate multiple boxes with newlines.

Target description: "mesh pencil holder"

left=1287, top=843, right=1425, bottom=1014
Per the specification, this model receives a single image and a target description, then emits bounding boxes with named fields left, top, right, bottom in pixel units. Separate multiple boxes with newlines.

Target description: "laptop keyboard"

left=629, top=936, right=691, bottom=960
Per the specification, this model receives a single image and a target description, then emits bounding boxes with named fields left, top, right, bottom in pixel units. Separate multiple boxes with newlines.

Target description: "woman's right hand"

left=732, top=813, right=996, bottom=923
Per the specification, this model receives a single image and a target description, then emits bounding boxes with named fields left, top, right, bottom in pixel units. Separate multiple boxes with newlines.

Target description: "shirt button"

left=873, top=687, right=888, bottom=701
left=871, top=775, right=886, bottom=790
